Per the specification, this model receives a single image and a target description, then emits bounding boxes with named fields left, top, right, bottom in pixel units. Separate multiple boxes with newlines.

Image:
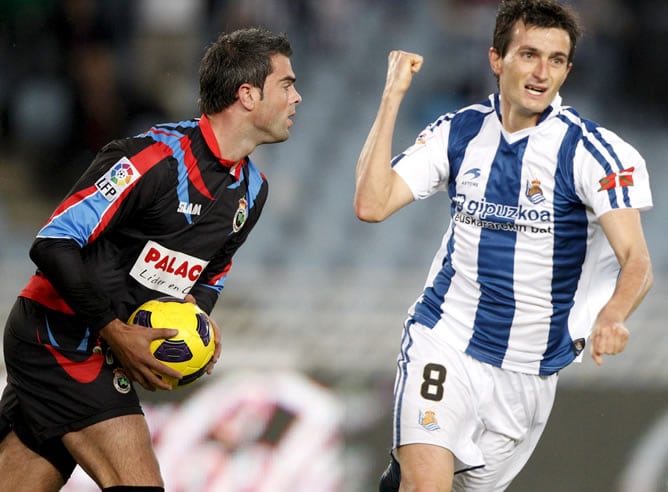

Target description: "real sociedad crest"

left=233, top=197, right=248, bottom=232
left=419, top=409, right=440, bottom=431
left=526, top=179, right=546, bottom=204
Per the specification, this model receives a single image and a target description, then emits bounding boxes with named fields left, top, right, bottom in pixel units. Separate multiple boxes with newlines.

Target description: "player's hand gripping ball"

left=128, top=297, right=215, bottom=388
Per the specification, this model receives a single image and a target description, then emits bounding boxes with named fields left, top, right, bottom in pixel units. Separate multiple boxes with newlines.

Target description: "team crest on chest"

left=233, top=197, right=248, bottom=232
left=525, top=179, right=546, bottom=204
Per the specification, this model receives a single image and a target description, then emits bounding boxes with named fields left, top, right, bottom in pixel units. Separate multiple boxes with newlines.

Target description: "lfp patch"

left=96, top=157, right=140, bottom=202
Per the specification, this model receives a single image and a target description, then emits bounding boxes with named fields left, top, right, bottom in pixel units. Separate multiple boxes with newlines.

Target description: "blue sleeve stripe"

left=583, top=121, right=632, bottom=207
left=37, top=190, right=112, bottom=247
left=200, top=283, right=224, bottom=294
left=581, top=138, right=620, bottom=208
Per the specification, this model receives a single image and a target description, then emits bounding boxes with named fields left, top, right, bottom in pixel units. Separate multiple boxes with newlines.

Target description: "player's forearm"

left=354, top=93, right=403, bottom=222
left=600, top=252, right=653, bottom=322
left=30, top=238, right=117, bottom=331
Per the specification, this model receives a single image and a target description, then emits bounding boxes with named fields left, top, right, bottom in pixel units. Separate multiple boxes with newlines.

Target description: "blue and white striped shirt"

left=392, top=93, right=652, bottom=375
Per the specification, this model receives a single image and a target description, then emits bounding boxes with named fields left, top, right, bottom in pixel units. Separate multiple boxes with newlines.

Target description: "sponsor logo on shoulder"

left=96, top=157, right=140, bottom=202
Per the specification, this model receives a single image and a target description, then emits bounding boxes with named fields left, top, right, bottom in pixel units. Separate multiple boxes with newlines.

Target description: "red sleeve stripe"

left=209, top=260, right=233, bottom=287
left=88, top=142, right=173, bottom=242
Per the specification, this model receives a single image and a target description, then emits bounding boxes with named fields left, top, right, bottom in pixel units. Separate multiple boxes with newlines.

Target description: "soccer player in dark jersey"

left=0, top=27, right=301, bottom=491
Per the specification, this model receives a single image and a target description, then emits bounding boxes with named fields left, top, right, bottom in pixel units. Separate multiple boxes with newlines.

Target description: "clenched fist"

left=384, top=50, right=424, bottom=96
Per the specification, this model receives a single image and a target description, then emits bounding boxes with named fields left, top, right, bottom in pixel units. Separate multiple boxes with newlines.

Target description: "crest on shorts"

left=233, top=197, right=248, bottom=232
left=113, top=369, right=132, bottom=394
left=419, top=409, right=440, bottom=431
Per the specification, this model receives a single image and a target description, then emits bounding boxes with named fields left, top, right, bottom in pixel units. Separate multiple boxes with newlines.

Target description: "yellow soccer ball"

left=128, top=297, right=215, bottom=388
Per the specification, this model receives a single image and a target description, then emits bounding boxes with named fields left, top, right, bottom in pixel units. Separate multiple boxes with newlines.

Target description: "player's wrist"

left=99, top=318, right=126, bottom=341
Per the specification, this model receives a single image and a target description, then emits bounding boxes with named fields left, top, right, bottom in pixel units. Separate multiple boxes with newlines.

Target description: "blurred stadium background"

left=1, top=1, right=666, bottom=491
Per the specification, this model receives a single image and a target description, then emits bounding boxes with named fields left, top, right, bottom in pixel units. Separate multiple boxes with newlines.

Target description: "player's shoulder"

left=557, top=106, right=636, bottom=148
left=449, top=97, right=495, bottom=123
left=104, top=119, right=202, bottom=164
left=113, top=118, right=201, bottom=147
left=458, top=96, right=495, bottom=115
left=556, top=108, right=645, bottom=174
left=419, top=98, right=494, bottom=141
left=141, top=118, right=201, bottom=136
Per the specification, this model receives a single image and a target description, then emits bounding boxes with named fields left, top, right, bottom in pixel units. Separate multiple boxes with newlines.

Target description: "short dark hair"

left=493, top=0, right=582, bottom=62
left=198, top=27, right=293, bottom=115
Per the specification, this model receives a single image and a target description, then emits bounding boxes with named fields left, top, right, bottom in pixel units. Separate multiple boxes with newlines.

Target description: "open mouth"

left=526, top=84, right=547, bottom=95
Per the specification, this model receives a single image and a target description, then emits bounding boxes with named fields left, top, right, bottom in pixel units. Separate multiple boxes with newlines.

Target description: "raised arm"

left=589, top=208, right=653, bottom=366
left=354, top=50, right=424, bottom=223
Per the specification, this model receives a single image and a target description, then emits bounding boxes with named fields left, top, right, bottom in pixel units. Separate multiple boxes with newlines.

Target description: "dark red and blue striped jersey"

left=20, top=115, right=268, bottom=334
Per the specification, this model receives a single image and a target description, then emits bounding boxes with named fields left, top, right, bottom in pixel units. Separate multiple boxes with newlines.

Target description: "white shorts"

left=391, top=320, right=558, bottom=490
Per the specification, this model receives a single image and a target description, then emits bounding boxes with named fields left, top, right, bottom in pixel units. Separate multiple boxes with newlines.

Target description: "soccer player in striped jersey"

left=355, top=1, right=653, bottom=490
left=0, top=27, right=301, bottom=491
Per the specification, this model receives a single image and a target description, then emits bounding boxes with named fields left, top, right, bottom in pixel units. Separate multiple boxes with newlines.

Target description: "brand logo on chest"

left=177, top=201, right=202, bottom=216
left=129, top=241, right=210, bottom=296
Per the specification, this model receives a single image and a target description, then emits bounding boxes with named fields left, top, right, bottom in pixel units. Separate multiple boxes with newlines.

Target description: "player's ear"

left=489, top=47, right=502, bottom=76
left=237, top=83, right=257, bottom=110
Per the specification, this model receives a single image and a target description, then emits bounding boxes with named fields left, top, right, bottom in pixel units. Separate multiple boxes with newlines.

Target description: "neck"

left=496, top=97, right=538, bottom=133
left=502, top=110, right=540, bottom=133
left=206, top=112, right=257, bottom=162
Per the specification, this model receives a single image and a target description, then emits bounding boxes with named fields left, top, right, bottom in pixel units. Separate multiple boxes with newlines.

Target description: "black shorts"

left=0, top=297, right=143, bottom=479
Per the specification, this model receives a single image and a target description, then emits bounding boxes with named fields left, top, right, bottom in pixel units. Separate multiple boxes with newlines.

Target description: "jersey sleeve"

left=37, top=141, right=172, bottom=246
left=391, top=116, right=451, bottom=200
left=574, top=126, right=653, bottom=216
left=28, top=140, right=174, bottom=331
left=29, top=238, right=118, bottom=331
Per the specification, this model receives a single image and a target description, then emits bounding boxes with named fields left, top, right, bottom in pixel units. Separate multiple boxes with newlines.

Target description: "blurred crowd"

left=0, top=0, right=382, bottom=199
left=0, top=0, right=665, bottom=200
